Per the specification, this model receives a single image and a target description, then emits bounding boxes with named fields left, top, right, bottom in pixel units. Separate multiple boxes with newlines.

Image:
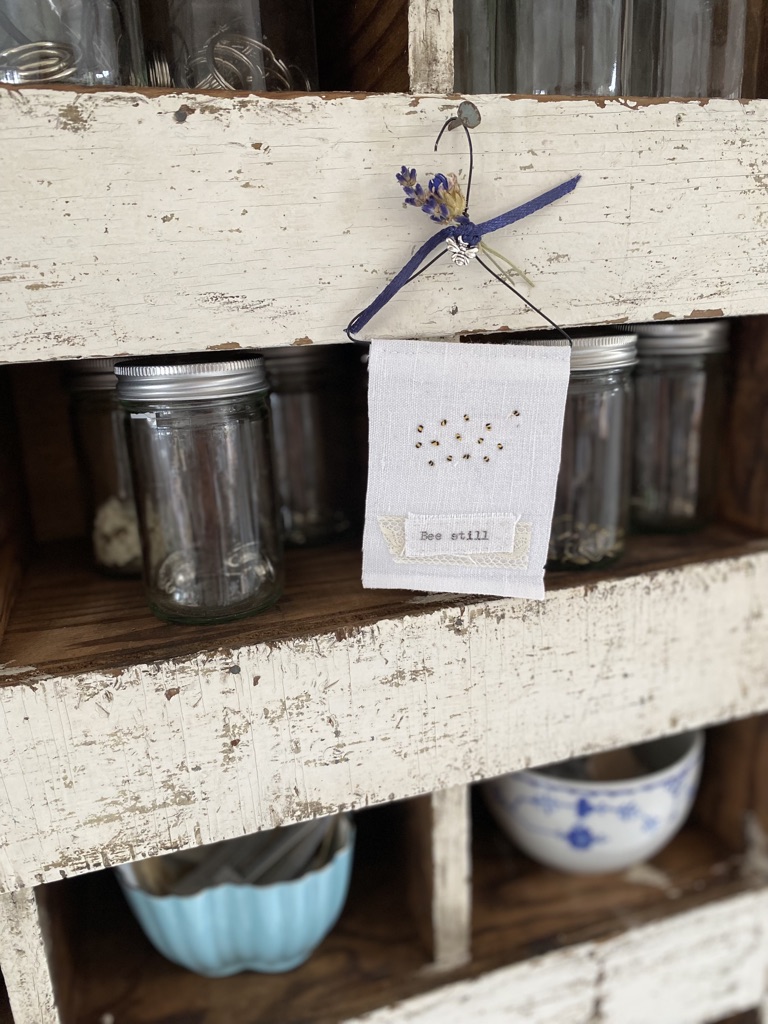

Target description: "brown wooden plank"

left=696, top=715, right=768, bottom=853
left=0, top=523, right=765, bottom=685
left=0, top=369, right=30, bottom=644
left=9, top=363, right=86, bottom=544
left=721, top=317, right=768, bottom=534
left=315, top=0, right=409, bottom=92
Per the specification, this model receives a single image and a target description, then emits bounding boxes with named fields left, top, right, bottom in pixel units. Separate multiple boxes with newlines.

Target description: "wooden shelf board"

left=5, top=91, right=768, bottom=360
left=1, top=524, right=764, bottom=685
left=57, top=805, right=750, bottom=1024
left=1, top=524, right=768, bottom=892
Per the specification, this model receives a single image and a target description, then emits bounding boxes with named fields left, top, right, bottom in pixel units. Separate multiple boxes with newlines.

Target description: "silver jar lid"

left=569, top=334, right=638, bottom=371
left=64, top=357, right=119, bottom=391
left=507, top=331, right=637, bottom=371
left=115, top=356, right=268, bottom=401
left=621, top=320, right=729, bottom=355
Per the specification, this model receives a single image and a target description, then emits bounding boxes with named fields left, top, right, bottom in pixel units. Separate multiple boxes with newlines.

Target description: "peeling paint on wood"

left=409, top=0, right=454, bottom=93
left=0, top=889, right=60, bottom=1024
left=0, top=550, right=766, bottom=892
left=3, top=90, right=768, bottom=362
left=344, top=892, right=768, bottom=1023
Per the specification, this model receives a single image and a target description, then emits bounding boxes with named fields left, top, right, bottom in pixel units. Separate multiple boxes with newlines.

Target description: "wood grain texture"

left=4, top=90, right=768, bottom=361
left=0, top=370, right=28, bottom=642
left=9, top=365, right=86, bottom=544
left=721, top=317, right=768, bottom=533
left=408, top=0, right=454, bottom=92
left=317, top=0, right=408, bottom=92
left=0, top=529, right=766, bottom=891
left=0, top=889, right=60, bottom=1024
left=696, top=715, right=768, bottom=852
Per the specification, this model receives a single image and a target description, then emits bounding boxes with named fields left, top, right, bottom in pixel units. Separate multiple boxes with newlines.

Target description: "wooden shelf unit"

left=2, top=0, right=768, bottom=1021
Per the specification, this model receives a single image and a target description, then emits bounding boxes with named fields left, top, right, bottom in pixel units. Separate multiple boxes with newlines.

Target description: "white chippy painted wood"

left=408, top=0, right=454, bottom=93
left=2, top=89, right=768, bottom=363
left=0, top=550, right=767, bottom=891
left=429, top=785, right=471, bottom=969
left=343, top=892, right=768, bottom=1023
left=0, top=888, right=60, bottom=1024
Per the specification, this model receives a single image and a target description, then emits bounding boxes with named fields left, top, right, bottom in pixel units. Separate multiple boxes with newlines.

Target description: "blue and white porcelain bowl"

left=115, top=816, right=355, bottom=977
left=484, top=731, right=704, bottom=875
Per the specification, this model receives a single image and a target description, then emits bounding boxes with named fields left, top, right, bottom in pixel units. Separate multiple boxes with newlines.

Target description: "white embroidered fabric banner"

left=362, top=339, right=570, bottom=600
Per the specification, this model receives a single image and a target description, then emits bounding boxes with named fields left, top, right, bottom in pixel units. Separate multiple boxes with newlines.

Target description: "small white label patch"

left=405, top=513, right=520, bottom=558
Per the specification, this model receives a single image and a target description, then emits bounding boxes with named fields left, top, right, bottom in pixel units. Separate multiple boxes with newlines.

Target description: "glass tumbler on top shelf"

left=144, top=0, right=317, bottom=90
left=624, top=0, right=746, bottom=98
left=454, top=0, right=629, bottom=95
left=549, top=333, right=637, bottom=569
left=65, top=359, right=142, bottom=578
left=261, top=345, right=360, bottom=547
left=116, top=356, right=283, bottom=625
left=630, top=320, right=729, bottom=532
left=0, top=0, right=145, bottom=85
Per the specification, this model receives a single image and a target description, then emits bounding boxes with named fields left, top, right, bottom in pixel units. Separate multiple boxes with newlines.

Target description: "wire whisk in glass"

left=0, top=0, right=145, bottom=86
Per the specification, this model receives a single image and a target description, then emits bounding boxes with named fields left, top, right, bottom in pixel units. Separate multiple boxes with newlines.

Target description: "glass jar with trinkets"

left=0, top=0, right=145, bottom=86
left=115, top=355, right=282, bottom=625
left=262, top=346, right=360, bottom=547
left=549, top=333, right=637, bottom=569
left=630, top=320, right=729, bottom=532
left=65, top=358, right=143, bottom=577
left=144, top=0, right=317, bottom=90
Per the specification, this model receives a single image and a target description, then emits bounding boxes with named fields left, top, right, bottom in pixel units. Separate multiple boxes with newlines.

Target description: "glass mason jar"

left=262, top=346, right=358, bottom=546
left=455, top=0, right=628, bottom=95
left=631, top=321, right=729, bottom=532
left=0, top=0, right=145, bottom=86
left=623, top=0, right=746, bottom=98
left=549, top=334, right=637, bottom=569
left=115, top=356, right=282, bottom=625
left=65, top=359, right=142, bottom=577
left=145, top=0, right=317, bottom=90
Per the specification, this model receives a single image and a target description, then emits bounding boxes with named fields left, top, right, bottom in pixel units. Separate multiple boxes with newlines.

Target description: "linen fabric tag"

left=362, top=339, right=571, bottom=600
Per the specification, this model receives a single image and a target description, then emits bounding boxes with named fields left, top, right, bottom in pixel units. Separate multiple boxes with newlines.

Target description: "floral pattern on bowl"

left=484, top=731, right=704, bottom=875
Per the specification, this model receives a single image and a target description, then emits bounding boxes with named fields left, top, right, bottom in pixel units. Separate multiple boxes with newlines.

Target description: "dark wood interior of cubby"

left=315, top=0, right=408, bottom=93
left=46, top=774, right=751, bottom=1024
left=0, top=973, right=12, bottom=1024
left=51, top=801, right=428, bottom=1024
left=1, top=525, right=765, bottom=686
left=0, top=369, right=30, bottom=646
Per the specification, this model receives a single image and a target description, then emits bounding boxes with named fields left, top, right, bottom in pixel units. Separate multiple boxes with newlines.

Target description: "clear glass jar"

left=455, top=0, right=628, bottom=95
left=549, top=334, right=637, bottom=569
left=631, top=321, right=729, bottom=532
left=115, top=356, right=282, bottom=625
left=66, top=359, right=142, bottom=577
left=262, top=346, right=358, bottom=546
left=145, top=0, right=317, bottom=90
left=623, top=0, right=746, bottom=98
left=0, top=0, right=145, bottom=85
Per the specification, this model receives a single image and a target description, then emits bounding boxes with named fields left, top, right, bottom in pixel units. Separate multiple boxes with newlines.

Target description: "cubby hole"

left=43, top=800, right=435, bottom=1024
left=468, top=716, right=762, bottom=981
